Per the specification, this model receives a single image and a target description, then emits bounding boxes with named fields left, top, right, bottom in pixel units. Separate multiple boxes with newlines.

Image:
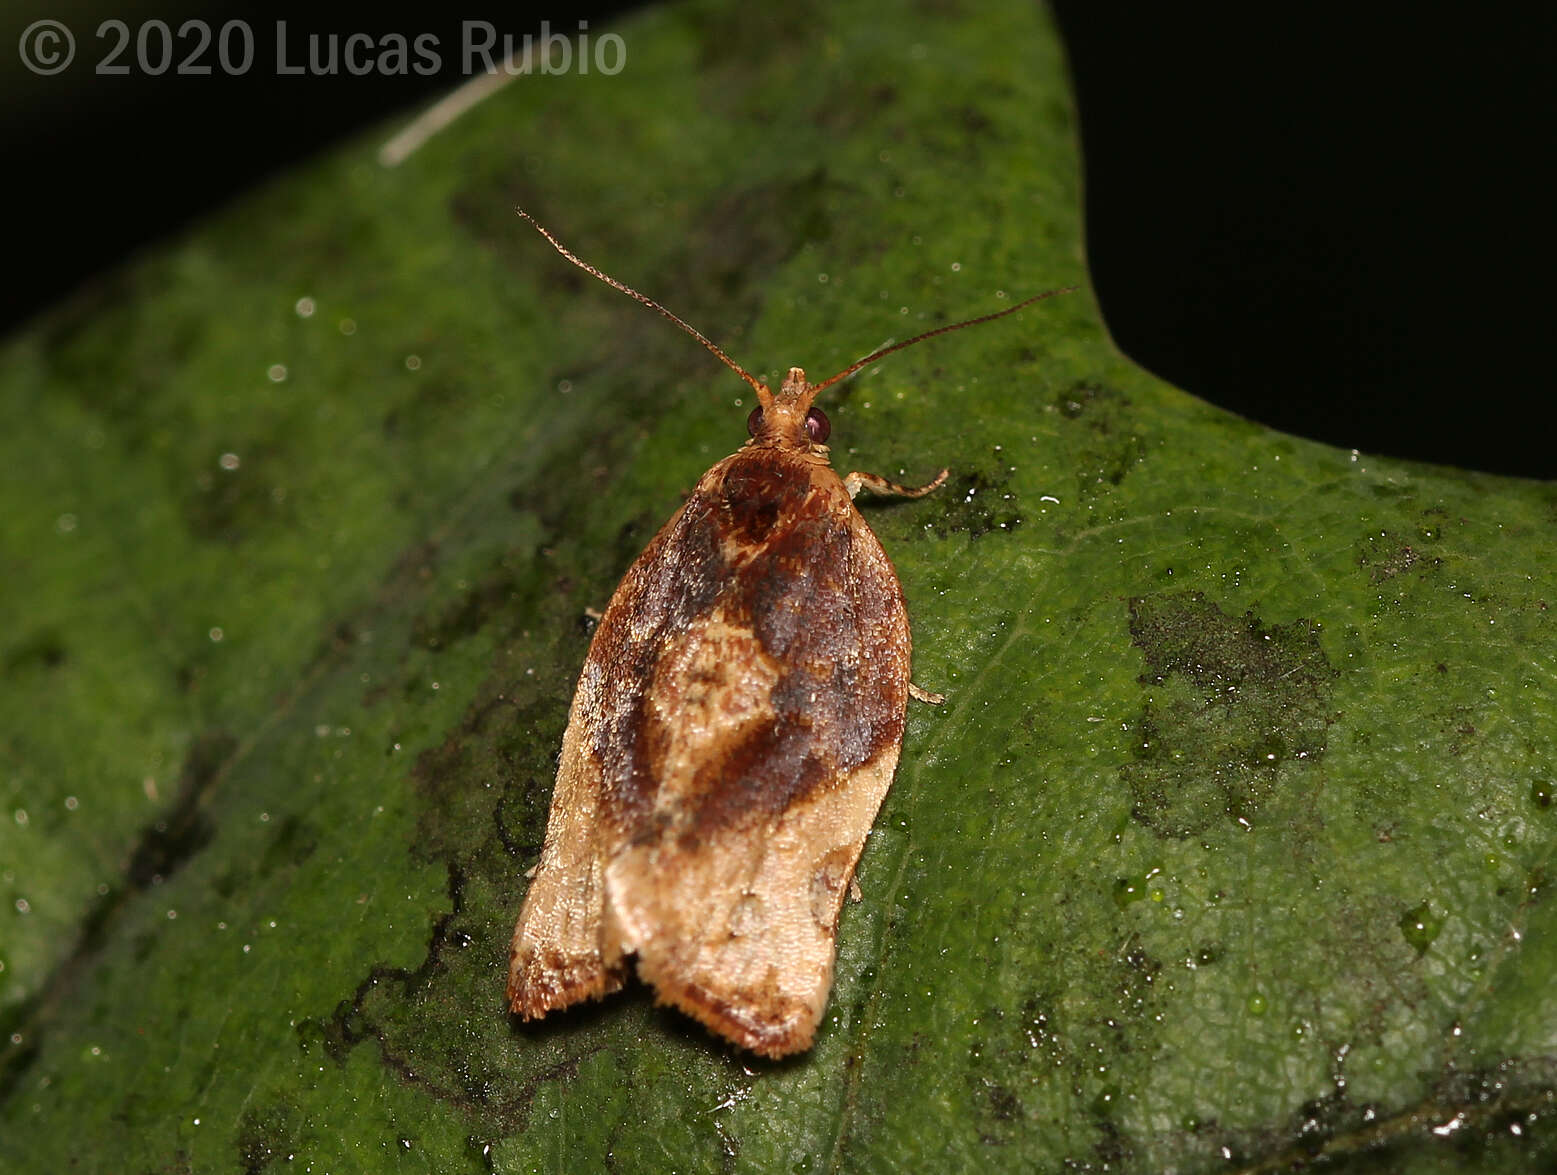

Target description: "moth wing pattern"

left=504, top=687, right=628, bottom=1017
left=604, top=739, right=900, bottom=1057
left=509, top=448, right=913, bottom=1056
left=505, top=489, right=696, bottom=1024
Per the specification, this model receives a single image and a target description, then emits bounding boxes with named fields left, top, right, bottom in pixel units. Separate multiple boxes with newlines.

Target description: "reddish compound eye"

left=805, top=406, right=831, bottom=444
left=746, top=406, right=763, bottom=436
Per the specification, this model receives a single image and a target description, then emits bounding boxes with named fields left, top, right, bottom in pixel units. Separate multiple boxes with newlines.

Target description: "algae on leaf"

left=3, top=0, right=1556, bottom=1172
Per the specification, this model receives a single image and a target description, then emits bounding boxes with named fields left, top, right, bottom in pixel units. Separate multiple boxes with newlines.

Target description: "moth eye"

left=804, top=406, right=831, bottom=444
left=746, top=406, right=763, bottom=437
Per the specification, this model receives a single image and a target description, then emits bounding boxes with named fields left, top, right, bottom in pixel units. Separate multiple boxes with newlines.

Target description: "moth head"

left=745, top=368, right=831, bottom=452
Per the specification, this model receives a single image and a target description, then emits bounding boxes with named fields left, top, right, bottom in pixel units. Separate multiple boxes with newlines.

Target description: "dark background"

left=4, top=4, right=1550, bottom=477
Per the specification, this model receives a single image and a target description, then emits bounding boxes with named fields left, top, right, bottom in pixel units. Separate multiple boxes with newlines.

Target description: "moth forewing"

left=509, top=446, right=914, bottom=1057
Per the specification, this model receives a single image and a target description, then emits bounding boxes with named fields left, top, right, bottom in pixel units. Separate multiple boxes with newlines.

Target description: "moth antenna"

left=517, top=208, right=766, bottom=397
left=808, top=285, right=1077, bottom=396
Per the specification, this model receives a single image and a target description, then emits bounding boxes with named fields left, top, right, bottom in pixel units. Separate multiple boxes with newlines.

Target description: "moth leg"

left=842, top=467, right=948, bottom=501
left=909, top=681, right=945, bottom=705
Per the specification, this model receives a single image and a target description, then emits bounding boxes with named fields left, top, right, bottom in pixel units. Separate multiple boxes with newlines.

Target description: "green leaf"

left=4, top=1, right=1555, bottom=1171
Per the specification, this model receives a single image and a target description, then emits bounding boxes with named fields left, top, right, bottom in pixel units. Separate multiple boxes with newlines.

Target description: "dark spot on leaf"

left=126, top=730, right=233, bottom=888
left=237, top=1103, right=298, bottom=1174
left=1524, top=865, right=1548, bottom=906
left=1368, top=480, right=1414, bottom=501
left=4, top=629, right=67, bottom=672
left=1192, top=1055, right=1557, bottom=1170
left=182, top=442, right=287, bottom=544
left=1091, top=1116, right=1133, bottom=1168
left=212, top=868, right=242, bottom=900
left=1055, top=382, right=1146, bottom=498
left=1446, top=715, right=1478, bottom=756
left=1288, top=1089, right=1347, bottom=1158
left=0, top=1013, right=40, bottom=1104
left=131, top=929, right=158, bottom=964
left=1357, top=530, right=1437, bottom=583
left=958, top=105, right=994, bottom=136
left=259, top=814, right=318, bottom=875
left=1123, top=592, right=1337, bottom=837
left=921, top=470, right=1022, bottom=539
left=986, top=1082, right=1021, bottom=1121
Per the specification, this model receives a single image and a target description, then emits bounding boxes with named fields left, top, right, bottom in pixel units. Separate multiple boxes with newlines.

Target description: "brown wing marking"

left=507, top=474, right=727, bottom=1019
left=603, top=746, right=900, bottom=1057
left=601, top=492, right=911, bottom=1057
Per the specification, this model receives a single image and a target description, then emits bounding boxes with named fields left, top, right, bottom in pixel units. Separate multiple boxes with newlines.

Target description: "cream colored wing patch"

left=602, top=747, right=899, bottom=1057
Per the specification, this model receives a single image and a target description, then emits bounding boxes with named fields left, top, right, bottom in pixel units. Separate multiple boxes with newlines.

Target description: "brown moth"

left=507, top=211, right=1070, bottom=1057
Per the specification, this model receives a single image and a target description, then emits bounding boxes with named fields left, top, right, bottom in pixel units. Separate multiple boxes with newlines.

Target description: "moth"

left=507, top=211, right=1070, bottom=1056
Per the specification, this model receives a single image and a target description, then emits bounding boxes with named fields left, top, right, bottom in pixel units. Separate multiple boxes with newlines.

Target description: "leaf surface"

left=2, top=2, right=1555, bottom=1171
